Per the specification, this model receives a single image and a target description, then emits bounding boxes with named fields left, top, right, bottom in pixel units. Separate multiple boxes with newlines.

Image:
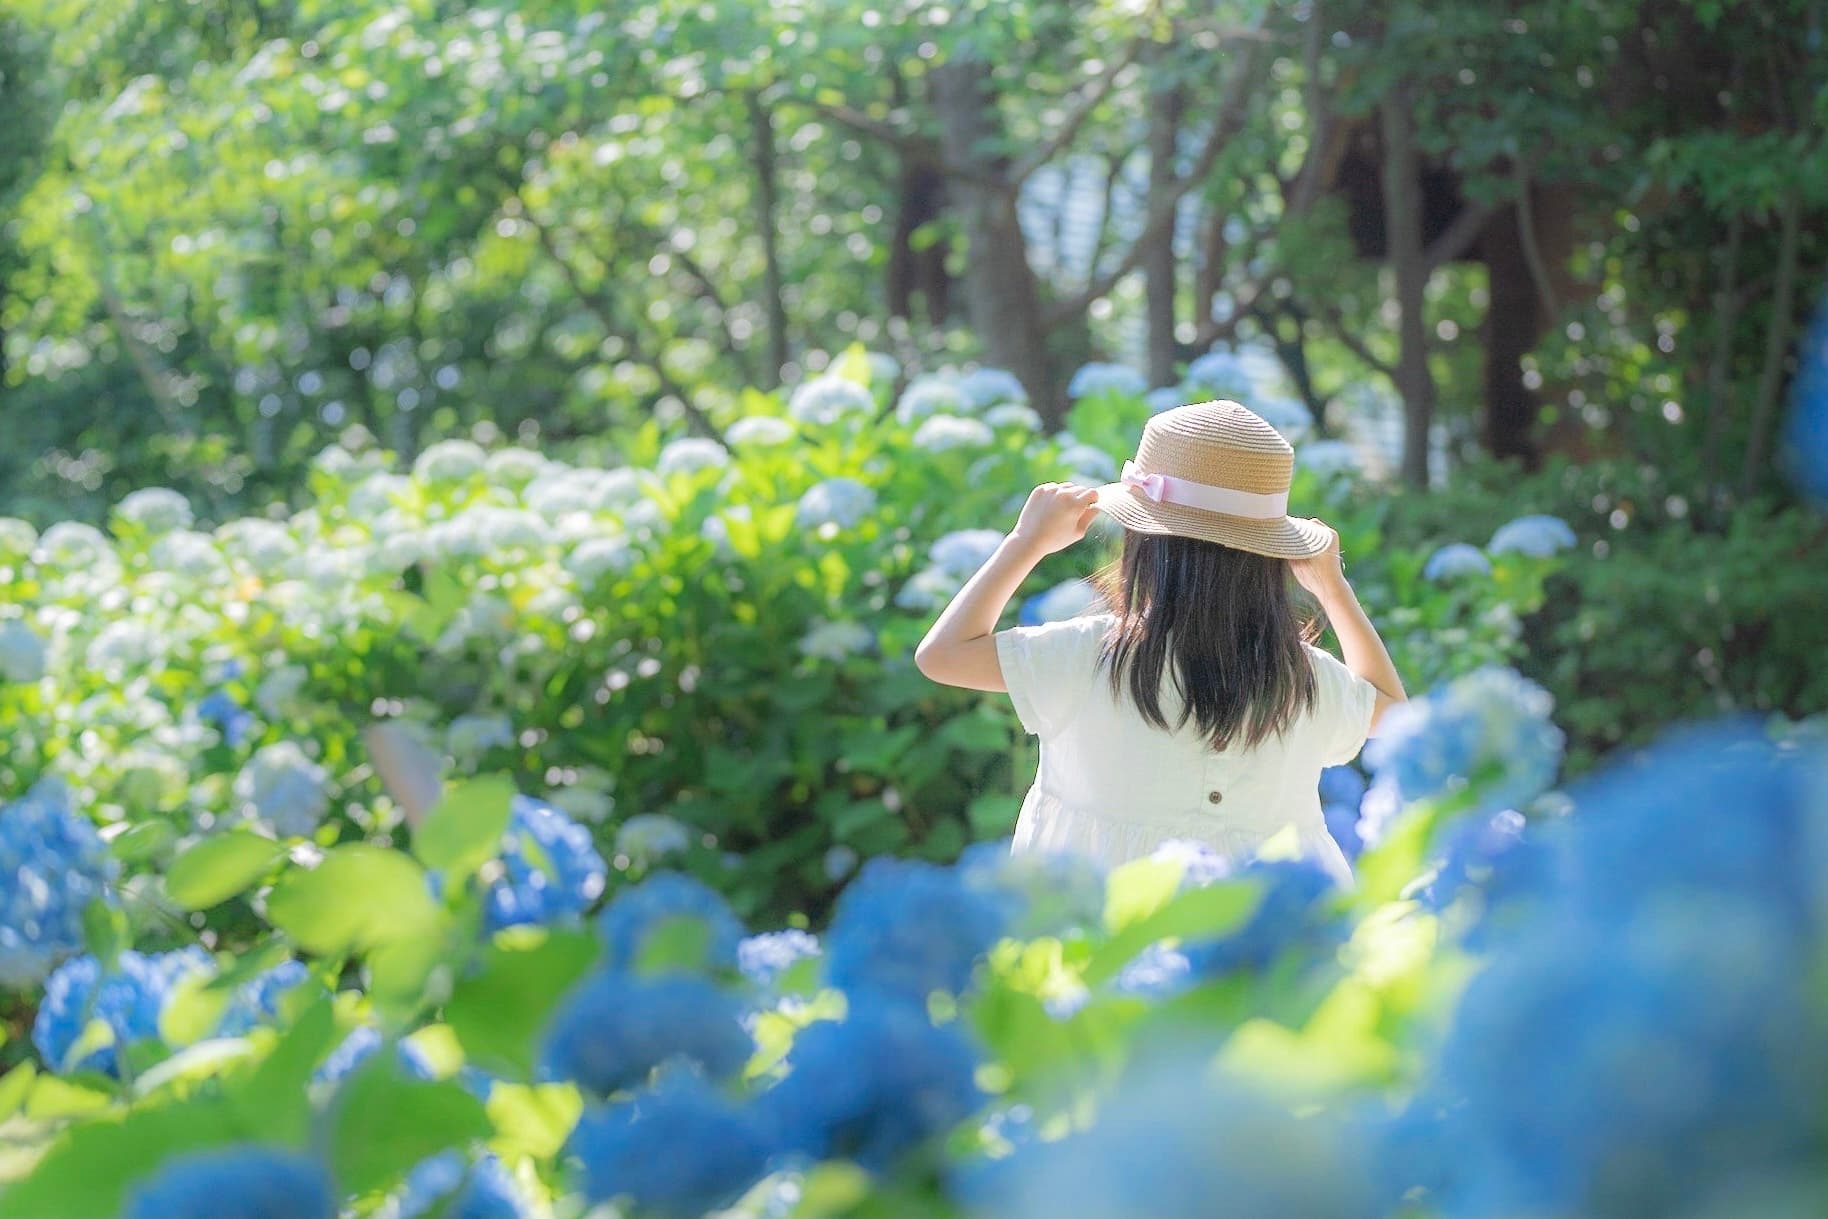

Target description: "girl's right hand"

left=1289, top=517, right=1347, bottom=600
left=1011, top=483, right=1100, bottom=555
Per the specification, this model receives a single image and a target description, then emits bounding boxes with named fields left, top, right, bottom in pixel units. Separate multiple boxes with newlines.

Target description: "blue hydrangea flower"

left=0, top=618, right=47, bottom=683
left=33, top=947, right=213, bottom=1076
left=1422, top=542, right=1493, bottom=583
left=1322, top=802, right=1363, bottom=861
left=567, top=1070, right=775, bottom=1215
left=395, top=1150, right=526, bottom=1219
left=1182, top=349, right=1256, bottom=396
left=233, top=742, right=330, bottom=838
left=484, top=795, right=609, bottom=933
left=1360, top=666, right=1564, bottom=845
left=1784, top=295, right=1828, bottom=503
left=913, top=414, right=995, bottom=452
left=1413, top=808, right=1528, bottom=913
left=985, top=403, right=1044, bottom=432
left=1318, top=765, right=1366, bottom=808
left=1249, top=397, right=1314, bottom=443
left=654, top=438, right=729, bottom=478
left=1110, top=942, right=1193, bottom=999
left=612, top=814, right=692, bottom=867
left=1, top=779, right=118, bottom=989
left=929, top=529, right=1004, bottom=580
left=823, top=845, right=859, bottom=882
left=216, top=960, right=310, bottom=1037
left=790, top=375, right=876, bottom=426
left=795, top=478, right=877, bottom=531
left=1180, top=861, right=1343, bottom=980
left=539, top=972, right=753, bottom=1097
left=1147, top=838, right=1235, bottom=889
left=1057, top=443, right=1117, bottom=484
left=959, top=1049, right=1376, bottom=1218
left=759, top=991, right=984, bottom=1173
left=1294, top=440, right=1359, bottom=478
left=737, top=929, right=822, bottom=992
left=797, top=620, right=875, bottom=663
left=312, top=1027, right=438, bottom=1089
left=1018, top=578, right=1101, bottom=626
left=595, top=871, right=746, bottom=975
left=894, top=566, right=960, bottom=611
left=1488, top=513, right=1577, bottom=557
left=957, top=367, right=1028, bottom=410
left=197, top=689, right=255, bottom=749
left=895, top=376, right=971, bottom=424
left=956, top=842, right=1107, bottom=939
left=122, top=1144, right=335, bottom=1219
left=1066, top=362, right=1148, bottom=400
left=1145, top=387, right=1185, bottom=415
left=824, top=857, right=1007, bottom=1005
left=724, top=416, right=797, bottom=448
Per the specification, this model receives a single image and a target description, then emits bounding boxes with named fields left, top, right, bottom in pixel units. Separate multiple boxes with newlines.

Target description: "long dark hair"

left=1092, top=530, right=1319, bottom=751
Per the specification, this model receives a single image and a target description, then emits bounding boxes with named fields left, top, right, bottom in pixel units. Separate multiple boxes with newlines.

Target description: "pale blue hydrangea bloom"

left=957, top=367, right=1028, bottom=410
left=865, top=352, right=902, bottom=389
left=1057, top=443, right=1117, bottom=484
left=595, top=870, right=748, bottom=974
left=484, top=795, right=609, bottom=932
left=789, top=375, right=875, bottom=425
left=1488, top=514, right=1577, bottom=557
left=738, top=929, right=822, bottom=990
left=1423, top=543, right=1494, bottom=583
left=116, top=487, right=194, bottom=534
left=656, top=438, right=730, bottom=477
left=484, top=446, right=550, bottom=488
left=1250, top=398, right=1314, bottom=443
left=894, top=567, right=960, bottom=611
left=413, top=439, right=488, bottom=484
left=985, top=403, right=1044, bottom=432
left=913, top=414, right=995, bottom=452
left=0, top=779, right=118, bottom=988
left=253, top=665, right=309, bottom=721
left=1019, top=579, right=1102, bottom=626
left=393, top=1150, right=527, bottom=1219
left=895, top=376, right=972, bottom=425
left=122, top=1144, right=335, bottom=1219
left=215, top=960, right=311, bottom=1037
left=613, top=814, right=692, bottom=865
left=725, top=416, right=797, bottom=448
left=929, top=529, right=1004, bottom=579
left=1145, top=387, right=1185, bottom=415
left=564, top=535, right=636, bottom=585
left=33, top=947, right=213, bottom=1075
left=823, top=844, right=859, bottom=882
left=446, top=713, right=515, bottom=760
left=1183, top=349, right=1257, bottom=396
left=1066, top=362, right=1148, bottom=400
left=0, top=618, right=47, bottom=683
left=795, top=478, right=877, bottom=531
left=1295, top=440, right=1360, bottom=477
left=798, top=620, right=875, bottom=662
left=233, top=741, right=331, bottom=838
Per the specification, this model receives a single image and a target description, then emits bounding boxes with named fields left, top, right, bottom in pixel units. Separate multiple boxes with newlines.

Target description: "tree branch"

left=1009, top=36, right=1147, bottom=188
left=1511, top=159, right=1561, bottom=325
left=1423, top=198, right=1496, bottom=271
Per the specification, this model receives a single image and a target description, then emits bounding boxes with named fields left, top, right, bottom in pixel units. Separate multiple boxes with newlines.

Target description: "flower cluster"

left=122, top=1144, right=336, bottom=1219
left=824, top=856, right=1008, bottom=1005
left=1066, top=362, right=1148, bottom=400
left=483, top=795, right=609, bottom=932
left=232, top=741, right=331, bottom=838
left=789, top=375, right=875, bottom=426
left=0, top=779, right=118, bottom=990
left=796, top=477, right=877, bottom=531
left=1487, top=513, right=1576, bottom=557
left=33, top=948, right=213, bottom=1075
left=1422, top=542, right=1493, bottom=583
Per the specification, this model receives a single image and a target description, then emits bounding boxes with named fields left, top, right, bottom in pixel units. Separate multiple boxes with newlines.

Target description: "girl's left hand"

left=1012, top=483, right=1100, bottom=555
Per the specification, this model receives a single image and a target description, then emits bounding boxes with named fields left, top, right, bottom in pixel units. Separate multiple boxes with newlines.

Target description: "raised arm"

left=1288, top=519, right=1407, bottom=731
left=913, top=484, right=1100, bottom=692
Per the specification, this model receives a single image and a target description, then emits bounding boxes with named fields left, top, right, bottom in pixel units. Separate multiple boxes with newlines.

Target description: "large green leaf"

left=0, top=1096, right=245, bottom=1219
left=166, top=831, right=287, bottom=910
left=445, top=928, right=600, bottom=1081
left=329, top=1058, right=491, bottom=1196
left=412, top=774, right=515, bottom=879
left=265, top=845, right=439, bottom=957
left=1083, top=881, right=1263, bottom=988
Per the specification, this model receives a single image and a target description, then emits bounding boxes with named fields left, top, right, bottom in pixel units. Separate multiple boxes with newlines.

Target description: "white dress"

left=994, top=612, right=1376, bottom=887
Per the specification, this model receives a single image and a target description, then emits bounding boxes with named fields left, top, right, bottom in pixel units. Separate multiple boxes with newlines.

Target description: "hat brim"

left=1090, top=481, right=1330, bottom=560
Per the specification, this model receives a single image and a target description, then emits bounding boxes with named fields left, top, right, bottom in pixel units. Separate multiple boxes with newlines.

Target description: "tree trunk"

left=1379, top=86, right=1434, bottom=488
left=1742, top=185, right=1803, bottom=496
left=887, top=158, right=952, bottom=326
left=747, top=91, right=788, bottom=389
left=931, top=54, right=1054, bottom=420
left=1480, top=201, right=1542, bottom=465
left=1144, top=77, right=1186, bottom=388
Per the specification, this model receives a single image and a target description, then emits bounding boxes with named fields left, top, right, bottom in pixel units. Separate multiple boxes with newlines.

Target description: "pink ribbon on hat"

left=1119, top=460, right=1289, bottom=520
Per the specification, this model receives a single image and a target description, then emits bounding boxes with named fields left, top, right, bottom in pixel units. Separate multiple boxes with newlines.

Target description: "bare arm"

left=1289, top=519, right=1407, bottom=731
left=914, top=484, right=1100, bottom=691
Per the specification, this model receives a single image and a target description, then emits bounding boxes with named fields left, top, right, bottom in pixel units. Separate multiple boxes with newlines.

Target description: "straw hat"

left=1090, top=400, right=1330, bottom=559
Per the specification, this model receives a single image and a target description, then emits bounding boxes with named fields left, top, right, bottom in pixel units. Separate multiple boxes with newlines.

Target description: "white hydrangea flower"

left=149, top=530, right=227, bottom=580
left=985, top=403, right=1044, bottom=432
left=547, top=786, right=614, bottom=825
left=215, top=519, right=299, bottom=572
left=564, top=535, right=636, bottom=585
left=656, top=437, right=730, bottom=477
left=796, top=478, right=877, bottom=531
left=254, top=664, right=309, bottom=720
left=412, top=439, right=487, bottom=484
left=87, top=620, right=161, bottom=674
left=428, top=507, right=549, bottom=559
left=115, top=487, right=194, bottom=534
left=432, top=593, right=515, bottom=658
left=1295, top=440, right=1360, bottom=477
left=895, top=566, right=963, bottom=611
left=865, top=352, right=902, bottom=389
left=613, top=813, right=692, bottom=862
left=485, top=447, right=551, bottom=488
left=724, top=416, right=797, bottom=448
left=1058, top=443, right=1118, bottom=484
left=0, top=517, right=38, bottom=557
left=446, top=713, right=515, bottom=760
left=788, top=375, right=875, bottom=426
left=930, top=529, right=1005, bottom=579
left=700, top=506, right=752, bottom=556
left=956, top=367, right=1028, bottom=411
left=798, top=620, right=875, bottom=662
left=113, top=746, right=189, bottom=816
left=913, top=414, right=994, bottom=452
left=233, top=741, right=331, bottom=838
left=895, top=376, right=971, bottom=425
left=0, top=619, right=47, bottom=683
left=347, top=473, right=413, bottom=519
left=36, top=522, right=115, bottom=570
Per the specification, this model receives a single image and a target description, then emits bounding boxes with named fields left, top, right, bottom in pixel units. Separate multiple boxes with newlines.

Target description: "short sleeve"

left=1306, top=645, right=1378, bottom=766
left=995, top=615, right=1111, bottom=738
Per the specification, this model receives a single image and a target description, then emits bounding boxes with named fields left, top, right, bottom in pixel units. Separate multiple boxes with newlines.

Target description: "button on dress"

left=994, top=612, right=1376, bottom=887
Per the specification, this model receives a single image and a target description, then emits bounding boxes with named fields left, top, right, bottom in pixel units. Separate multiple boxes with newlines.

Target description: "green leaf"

left=0, top=1097, right=243, bottom=1219
left=80, top=900, right=129, bottom=966
left=266, top=845, right=439, bottom=957
left=330, top=1059, right=491, bottom=1196
left=0, top=1063, right=36, bottom=1123
left=166, top=831, right=287, bottom=910
left=1083, top=881, right=1262, bottom=988
left=225, top=996, right=336, bottom=1146
left=445, top=928, right=600, bottom=1080
left=485, top=1082, right=585, bottom=1161
left=633, top=915, right=711, bottom=976
left=108, top=820, right=177, bottom=863
left=413, top=774, right=515, bottom=879
left=131, top=1039, right=256, bottom=1099
left=1101, top=856, right=1187, bottom=933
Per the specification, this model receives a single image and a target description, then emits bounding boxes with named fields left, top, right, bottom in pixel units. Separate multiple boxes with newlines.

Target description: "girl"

left=914, top=400, right=1405, bottom=885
